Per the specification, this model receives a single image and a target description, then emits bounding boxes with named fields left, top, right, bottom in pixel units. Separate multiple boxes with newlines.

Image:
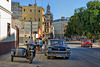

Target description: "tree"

left=65, top=0, right=100, bottom=39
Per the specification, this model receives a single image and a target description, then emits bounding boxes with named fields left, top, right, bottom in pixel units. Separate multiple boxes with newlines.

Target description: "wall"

left=0, top=10, right=1, bottom=38
left=0, top=1, right=16, bottom=41
left=0, top=41, right=15, bottom=55
left=53, top=21, right=67, bottom=38
left=0, top=0, right=16, bottom=55
left=11, top=2, right=22, bottom=19
left=0, top=0, right=11, bottom=11
left=21, top=6, right=45, bottom=35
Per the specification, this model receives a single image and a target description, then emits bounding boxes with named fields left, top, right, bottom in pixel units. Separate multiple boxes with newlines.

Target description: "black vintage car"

left=45, top=39, right=71, bottom=59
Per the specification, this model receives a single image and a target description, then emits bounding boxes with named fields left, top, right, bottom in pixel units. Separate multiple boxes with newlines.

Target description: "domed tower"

left=47, top=4, right=50, bottom=12
left=44, top=4, right=54, bottom=38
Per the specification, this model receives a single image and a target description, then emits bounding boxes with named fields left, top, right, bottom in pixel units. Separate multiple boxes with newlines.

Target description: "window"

left=45, top=29, right=46, bottom=32
left=30, top=17, right=32, bottom=20
left=38, top=10, right=40, bottom=12
left=7, top=23, right=10, bottom=36
left=38, top=18, right=40, bottom=21
left=7, top=0, right=9, bottom=2
left=47, top=29, right=49, bottom=33
left=24, top=17, right=26, bottom=20
left=24, top=9, right=25, bottom=12
left=34, top=18, right=36, bottom=21
left=30, top=9, right=32, bottom=12
left=47, top=23, right=49, bottom=26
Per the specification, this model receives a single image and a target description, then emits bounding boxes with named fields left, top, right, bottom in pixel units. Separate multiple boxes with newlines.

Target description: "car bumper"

left=84, top=44, right=92, bottom=47
left=46, top=51, right=71, bottom=57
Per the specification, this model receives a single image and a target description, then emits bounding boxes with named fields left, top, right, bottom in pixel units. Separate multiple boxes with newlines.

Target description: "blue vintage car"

left=45, top=39, right=71, bottom=59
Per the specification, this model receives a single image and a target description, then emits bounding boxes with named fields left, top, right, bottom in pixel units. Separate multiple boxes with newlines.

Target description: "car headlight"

left=66, top=48, right=71, bottom=51
left=48, top=47, right=52, bottom=51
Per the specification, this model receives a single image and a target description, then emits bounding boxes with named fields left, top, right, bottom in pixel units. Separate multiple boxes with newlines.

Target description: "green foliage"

left=65, top=0, right=100, bottom=39
left=86, top=32, right=93, bottom=39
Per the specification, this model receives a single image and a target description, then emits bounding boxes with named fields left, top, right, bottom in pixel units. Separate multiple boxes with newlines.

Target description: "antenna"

left=35, top=0, right=36, bottom=4
left=42, top=0, right=43, bottom=7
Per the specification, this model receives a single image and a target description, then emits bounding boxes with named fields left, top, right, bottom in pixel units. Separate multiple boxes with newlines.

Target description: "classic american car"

left=45, top=39, right=71, bottom=59
left=81, top=39, right=93, bottom=48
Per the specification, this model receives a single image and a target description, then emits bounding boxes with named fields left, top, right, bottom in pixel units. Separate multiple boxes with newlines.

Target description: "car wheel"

left=11, top=56, right=13, bottom=62
left=65, top=57, right=69, bottom=59
left=29, top=52, right=33, bottom=64
left=45, top=53, right=47, bottom=56
left=47, top=56, right=50, bottom=59
left=91, top=46, right=92, bottom=48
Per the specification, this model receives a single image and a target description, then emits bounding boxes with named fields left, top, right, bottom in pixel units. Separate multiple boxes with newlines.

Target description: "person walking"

left=36, top=38, right=40, bottom=51
left=39, top=38, right=43, bottom=51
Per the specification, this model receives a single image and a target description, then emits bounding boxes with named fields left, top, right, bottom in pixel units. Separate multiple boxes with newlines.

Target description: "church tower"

left=47, top=4, right=50, bottom=12
left=44, top=4, right=54, bottom=38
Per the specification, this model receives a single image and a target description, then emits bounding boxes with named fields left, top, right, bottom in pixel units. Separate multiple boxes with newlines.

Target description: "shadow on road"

left=12, top=60, right=43, bottom=64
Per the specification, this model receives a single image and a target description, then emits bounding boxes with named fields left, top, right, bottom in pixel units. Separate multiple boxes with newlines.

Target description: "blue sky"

left=11, top=0, right=99, bottom=20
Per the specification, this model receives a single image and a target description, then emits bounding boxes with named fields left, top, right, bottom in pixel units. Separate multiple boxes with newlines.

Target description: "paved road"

left=0, top=44, right=100, bottom=67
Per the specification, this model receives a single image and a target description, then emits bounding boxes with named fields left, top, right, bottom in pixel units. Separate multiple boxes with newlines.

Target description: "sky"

left=11, top=0, right=99, bottom=20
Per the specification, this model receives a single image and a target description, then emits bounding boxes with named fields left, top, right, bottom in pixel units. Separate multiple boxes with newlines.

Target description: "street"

left=0, top=43, right=100, bottom=67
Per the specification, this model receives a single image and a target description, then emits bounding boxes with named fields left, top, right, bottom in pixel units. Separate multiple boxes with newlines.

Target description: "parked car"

left=81, top=39, right=93, bottom=48
left=45, top=39, right=71, bottom=59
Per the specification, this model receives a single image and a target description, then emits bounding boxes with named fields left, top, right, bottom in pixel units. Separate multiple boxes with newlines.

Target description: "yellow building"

left=20, top=2, right=45, bottom=36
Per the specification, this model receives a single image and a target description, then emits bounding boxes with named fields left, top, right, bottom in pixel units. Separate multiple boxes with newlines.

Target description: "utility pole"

left=31, top=21, right=32, bottom=39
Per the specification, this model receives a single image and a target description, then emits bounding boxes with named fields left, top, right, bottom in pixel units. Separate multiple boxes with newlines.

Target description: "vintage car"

left=81, top=39, right=93, bottom=48
left=45, top=39, right=71, bottom=59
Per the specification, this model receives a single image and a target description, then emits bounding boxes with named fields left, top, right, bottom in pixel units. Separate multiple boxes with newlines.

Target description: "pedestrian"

left=36, top=38, right=40, bottom=51
left=42, top=39, right=45, bottom=50
left=39, top=38, right=43, bottom=51
left=93, top=38, right=95, bottom=43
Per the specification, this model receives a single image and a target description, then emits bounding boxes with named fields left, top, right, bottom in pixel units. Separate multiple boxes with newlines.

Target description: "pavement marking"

left=78, top=57, right=86, bottom=62
left=82, top=57, right=100, bottom=66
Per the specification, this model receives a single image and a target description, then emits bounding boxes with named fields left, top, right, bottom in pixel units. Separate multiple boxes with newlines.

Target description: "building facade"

left=20, top=2, right=45, bottom=36
left=11, top=2, right=23, bottom=46
left=53, top=17, right=69, bottom=38
left=0, top=0, right=16, bottom=55
left=11, top=1, right=45, bottom=46
left=44, top=4, right=54, bottom=38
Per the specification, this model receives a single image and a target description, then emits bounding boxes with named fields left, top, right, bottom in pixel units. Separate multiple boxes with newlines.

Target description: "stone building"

left=0, top=0, right=16, bottom=55
left=44, top=4, right=54, bottom=38
left=11, top=1, right=45, bottom=46
left=20, top=1, right=45, bottom=37
left=53, top=17, right=69, bottom=38
left=11, top=2, right=22, bottom=19
left=11, top=2, right=23, bottom=46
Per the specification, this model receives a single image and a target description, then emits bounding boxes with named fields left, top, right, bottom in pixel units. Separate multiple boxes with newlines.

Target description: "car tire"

left=91, top=46, right=92, bottom=48
left=11, top=56, right=13, bottom=62
left=47, top=56, right=50, bottom=59
left=65, top=57, right=69, bottom=59
left=45, top=53, right=47, bottom=56
left=29, top=52, right=33, bottom=64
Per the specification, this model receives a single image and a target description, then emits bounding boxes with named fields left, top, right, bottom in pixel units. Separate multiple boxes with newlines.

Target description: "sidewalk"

left=93, top=43, right=100, bottom=48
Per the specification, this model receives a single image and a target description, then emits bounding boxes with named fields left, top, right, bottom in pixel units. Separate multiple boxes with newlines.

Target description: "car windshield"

left=50, top=40, right=63, bottom=45
left=83, top=39, right=91, bottom=42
